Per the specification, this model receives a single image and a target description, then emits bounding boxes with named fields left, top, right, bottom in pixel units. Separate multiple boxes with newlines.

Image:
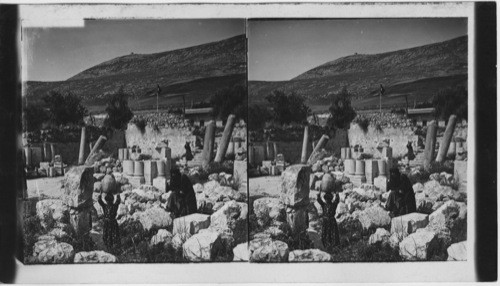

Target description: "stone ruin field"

left=21, top=113, right=249, bottom=264
left=248, top=113, right=468, bottom=262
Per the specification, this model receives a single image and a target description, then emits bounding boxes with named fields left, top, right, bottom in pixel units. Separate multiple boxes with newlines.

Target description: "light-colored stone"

left=250, top=239, right=289, bottom=262
left=288, top=249, right=332, bottom=262
left=133, top=207, right=173, bottom=231
left=390, top=212, right=429, bottom=238
left=447, top=241, right=467, bottom=261
left=368, top=228, right=391, bottom=245
left=427, top=200, right=467, bottom=246
left=252, top=197, right=286, bottom=227
left=61, top=166, right=94, bottom=208
left=356, top=205, right=391, bottom=231
left=182, top=230, right=223, bottom=262
left=210, top=200, right=248, bottom=244
left=69, top=207, right=92, bottom=236
left=280, top=164, right=311, bottom=208
left=193, top=183, right=204, bottom=193
left=233, top=242, right=249, bottom=261
left=399, top=229, right=438, bottom=260
left=36, top=199, right=69, bottom=229
left=307, top=228, right=325, bottom=251
left=152, top=176, right=167, bottom=193
left=150, top=229, right=173, bottom=247
left=74, top=250, right=117, bottom=263
left=173, top=213, right=211, bottom=235
left=33, top=239, right=74, bottom=264
left=374, top=176, right=387, bottom=192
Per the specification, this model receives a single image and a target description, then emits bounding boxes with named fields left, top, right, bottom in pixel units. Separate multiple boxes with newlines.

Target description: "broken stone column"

left=378, top=160, right=386, bottom=176
left=215, top=114, right=236, bottom=163
left=447, top=141, right=456, bottom=157
left=307, top=135, right=329, bottom=165
left=160, top=147, right=171, bottom=180
left=144, top=160, right=158, bottom=185
left=50, top=144, right=56, bottom=162
left=355, top=160, right=365, bottom=176
left=226, top=139, right=235, bottom=157
left=266, top=141, right=275, bottom=161
left=78, top=127, right=87, bottom=165
left=43, top=142, right=52, bottom=163
left=436, top=115, right=458, bottom=162
left=31, top=147, right=42, bottom=167
left=253, top=145, right=265, bottom=166
left=300, top=126, right=309, bottom=164
left=344, top=159, right=356, bottom=175
left=134, top=161, right=144, bottom=177
left=280, top=164, right=311, bottom=233
left=365, top=159, right=379, bottom=184
left=85, top=135, right=107, bottom=166
left=248, top=146, right=255, bottom=165
left=382, top=147, right=392, bottom=159
left=62, top=166, right=94, bottom=237
left=273, top=143, right=278, bottom=161
left=201, top=121, right=216, bottom=169
left=153, top=160, right=167, bottom=193
left=123, top=160, right=134, bottom=176
left=24, top=147, right=32, bottom=166
left=233, top=160, right=247, bottom=193
left=423, top=122, right=437, bottom=170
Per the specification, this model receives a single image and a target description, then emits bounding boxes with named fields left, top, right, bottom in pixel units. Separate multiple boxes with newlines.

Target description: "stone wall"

left=125, top=123, right=196, bottom=159
left=348, top=124, right=415, bottom=157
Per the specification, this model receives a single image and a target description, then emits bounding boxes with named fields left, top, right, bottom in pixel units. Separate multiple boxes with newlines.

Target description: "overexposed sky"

left=248, top=18, right=467, bottom=81
left=24, top=19, right=245, bottom=81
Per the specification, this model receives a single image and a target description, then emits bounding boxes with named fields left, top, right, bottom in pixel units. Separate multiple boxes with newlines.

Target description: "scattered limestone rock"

left=280, top=164, right=311, bottom=208
left=447, top=241, right=467, bottom=261
left=390, top=212, right=429, bottom=238
left=133, top=207, right=173, bottom=231
left=233, top=242, right=249, bottom=261
left=368, top=228, right=391, bottom=245
left=306, top=228, right=325, bottom=251
left=253, top=197, right=286, bottom=227
left=173, top=213, right=211, bottom=235
left=288, top=249, right=332, bottom=262
left=33, top=238, right=74, bottom=264
left=210, top=200, right=248, bottom=244
left=150, top=229, right=173, bottom=247
left=355, top=205, right=391, bottom=231
left=182, top=230, right=223, bottom=262
left=399, top=229, right=438, bottom=260
left=193, top=183, right=204, bottom=194
left=61, top=166, right=94, bottom=208
left=427, top=200, right=467, bottom=248
left=74, top=250, right=117, bottom=263
left=171, top=232, right=191, bottom=250
left=36, top=199, right=69, bottom=229
left=250, top=239, right=289, bottom=262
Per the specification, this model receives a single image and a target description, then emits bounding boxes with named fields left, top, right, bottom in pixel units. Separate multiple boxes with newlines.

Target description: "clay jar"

left=101, top=174, right=116, bottom=194
left=321, top=173, right=335, bottom=193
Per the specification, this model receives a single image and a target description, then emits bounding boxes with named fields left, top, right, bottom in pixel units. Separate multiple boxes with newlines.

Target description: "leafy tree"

left=43, top=91, right=88, bottom=126
left=104, top=87, right=134, bottom=130
left=432, top=86, right=467, bottom=121
left=23, top=103, right=49, bottom=132
left=265, top=90, right=310, bottom=125
left=210, top=85, right=247, bottom=121
left=327, top=87, right=357, bottom=130
left=248, top=104, right=271, bottom=131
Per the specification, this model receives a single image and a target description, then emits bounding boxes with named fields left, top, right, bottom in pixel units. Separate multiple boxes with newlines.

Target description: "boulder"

left=193, top=183, right=204, bottom=194
left=171, top=232, right=191, bottom=250
left=93, top=182, right=102, bottom=193
left=390, top=212, right=429, bottom=238
left=280, top=164, right=311, bottom=208
left=252, top=197, right=286, bottom=227
left=133, top=207, right=173, bottom=231
left=74, top=250, right=117, bottom=263
left=233, top=242, right=249, bottom=261
left=399, top=229, right=439, bottom=260
left=356, top=205, right=391, bottom=231
left=413, top=183, right=424, bottom=193
left=61, top=166, right=94, bottom=208
left=93, top=173, right=105, bottom=181
left=150, top=229, right=173, bottom=247
left=306, top=228, right=325, bottom=251
left=374, top=176, right=387, bottom=192
left=447, top=241, right=467, bottom=261
left=288, top=249, right=332, bottom=262
left=69, top=207, right=92, bottom=236
left=368, top=228, right=391, bottom=245
left=204, top=183, right=243, bottom=203
left=36, top=199, right=69, bottom=229
left=415, top=193, right=434, bottom=214
left=250, top=239, right=289, bottom=262
left=210, top=200, right=248, bottom=244
left=427, top=200, right=467, bottom=247
left=173, top=213, right=211, bottom=235
left=320, top=173, right=335, bottom=193
left=182, top=230, right=223, bottom=262
left=33, top=238, right=74, bottom=264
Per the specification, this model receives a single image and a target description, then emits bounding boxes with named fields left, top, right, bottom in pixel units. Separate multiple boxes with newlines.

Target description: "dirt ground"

left=26, top=176, right=64, bottom=199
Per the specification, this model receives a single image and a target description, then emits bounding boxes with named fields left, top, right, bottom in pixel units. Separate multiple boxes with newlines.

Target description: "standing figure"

left=167, top=168, right=197, bottom=218
left=385, top=168, right=416, bottom=217
left=98, top=192, right=121, bottom=249
left=406, top=141, right=416, bottom=161
left=184, top=141, right=194, bottom=161
left=317, top=185, right=341, bottom=250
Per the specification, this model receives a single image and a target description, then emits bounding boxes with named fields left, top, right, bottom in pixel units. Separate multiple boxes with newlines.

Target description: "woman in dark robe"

left=385, top=168, right=416, bottom=217
left=167, top=168, right=197, bottom=218
left=98, top=192, right=121, bottom=249
left=406, top=141, right=416, bottom=161
left=183, top=142, right=194, bottom=162
left=316, top=184, right=341, bottom=249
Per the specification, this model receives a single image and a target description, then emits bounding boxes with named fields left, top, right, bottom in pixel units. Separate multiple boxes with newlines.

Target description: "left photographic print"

left=20, top=19, right=248, bottom=264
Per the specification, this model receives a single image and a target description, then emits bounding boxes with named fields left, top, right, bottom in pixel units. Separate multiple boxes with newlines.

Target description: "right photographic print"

left=247, top=18, right=468, bottom=263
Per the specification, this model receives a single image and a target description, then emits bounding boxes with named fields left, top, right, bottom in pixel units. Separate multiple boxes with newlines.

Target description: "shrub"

left=265, top=90, right=310, bottom=125
left=103, top=87, right=134, bottom=130
left=23, top=104, right=49, bottom=132
left=210, top=85, right=247, bottom=121
left=131, top=118, right=147, bottom=134
left=43, top=91, right=88, bottom=126
left=248, top=104, right=271, bottom=131
left=432, top=86, right=468, bottom=121
left=355, top=118, right=370, bottom=134
left=327, top=87, right=357, bottom=130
